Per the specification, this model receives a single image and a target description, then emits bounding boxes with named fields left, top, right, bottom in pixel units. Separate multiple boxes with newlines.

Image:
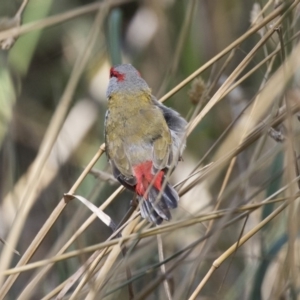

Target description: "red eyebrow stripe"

left=110, top=68, right=125, bottom=81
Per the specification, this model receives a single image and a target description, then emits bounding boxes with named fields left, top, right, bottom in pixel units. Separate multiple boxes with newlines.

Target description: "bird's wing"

left=152, top=126, right=172, bottom=169
left=105, top=111, right=136, bottom=188
left=139, top=106, right=172, bottom=170
left=151, top=96, right=187, bottom=135
left=151, top=96, right=187, bottom=162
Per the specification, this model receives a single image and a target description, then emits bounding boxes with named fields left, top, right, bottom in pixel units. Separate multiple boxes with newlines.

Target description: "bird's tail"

left=139, top=180, right=179, bottom=225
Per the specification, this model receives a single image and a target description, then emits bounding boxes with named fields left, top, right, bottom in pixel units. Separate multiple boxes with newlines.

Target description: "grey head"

left=106, top=64, right=150, bottom=97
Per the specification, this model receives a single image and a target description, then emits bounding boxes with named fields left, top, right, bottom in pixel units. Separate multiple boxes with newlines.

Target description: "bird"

left=104, top=64, right=187, bottom=224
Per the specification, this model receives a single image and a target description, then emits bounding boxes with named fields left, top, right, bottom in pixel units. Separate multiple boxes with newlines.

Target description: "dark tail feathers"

left=139, top=183, right=179, bottom=225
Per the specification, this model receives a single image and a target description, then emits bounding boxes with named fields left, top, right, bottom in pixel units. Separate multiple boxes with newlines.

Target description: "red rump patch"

left=133, top=161, right=164, bottom=197
left=110, top=67, right=125, bottom=82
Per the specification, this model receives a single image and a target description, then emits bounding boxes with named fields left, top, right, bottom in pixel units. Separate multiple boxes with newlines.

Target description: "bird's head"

left=106, top=64, right=150, bottom=97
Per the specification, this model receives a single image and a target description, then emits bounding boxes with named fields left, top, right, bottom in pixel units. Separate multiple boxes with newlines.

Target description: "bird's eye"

left=110, top=68, right=125, bottom=81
